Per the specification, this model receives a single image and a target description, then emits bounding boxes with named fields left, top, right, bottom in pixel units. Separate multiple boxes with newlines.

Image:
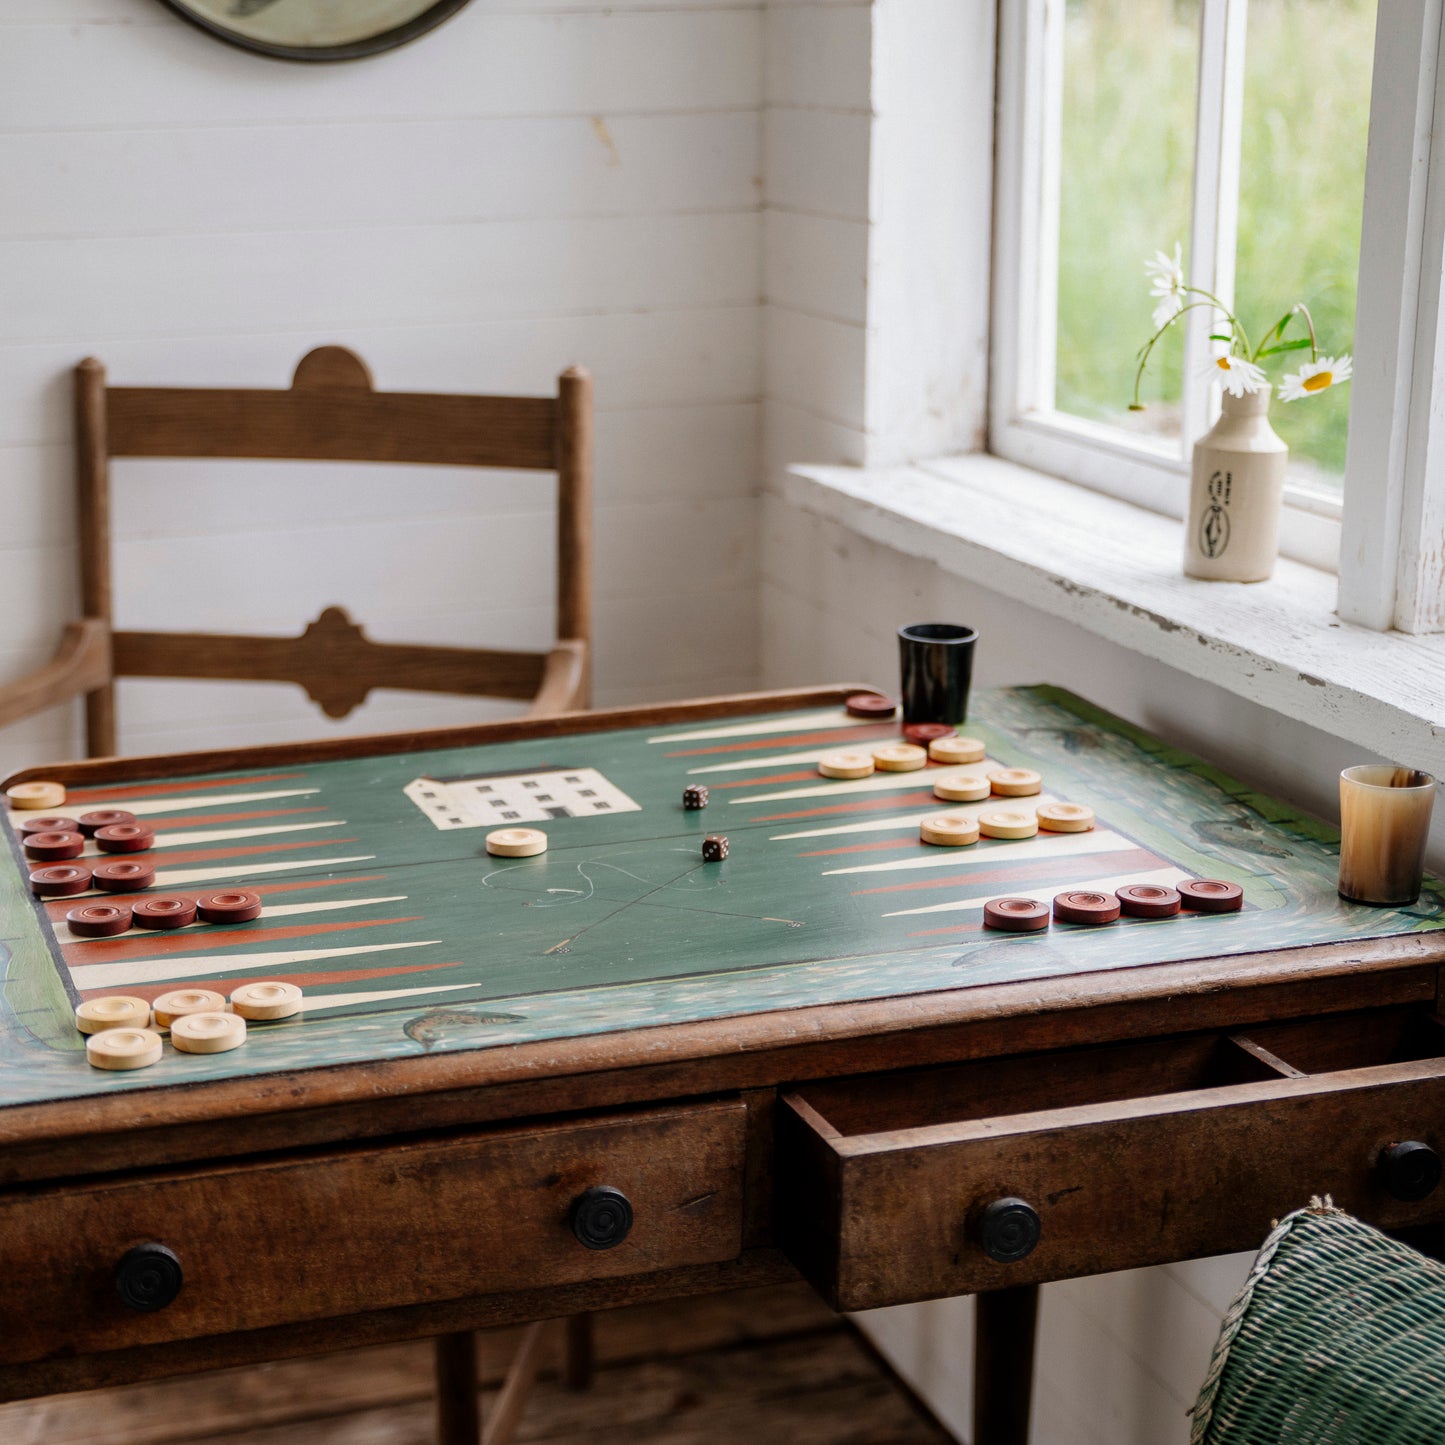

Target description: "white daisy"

left=1204, top=353, right=1267, bottom=397
left=1278, top=354, right=1353, bottom=402
left=1145, top=243, right=1186, bottom=329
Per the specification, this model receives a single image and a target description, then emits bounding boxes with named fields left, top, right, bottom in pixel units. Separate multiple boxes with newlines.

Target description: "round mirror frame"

left=158, top=0, right=473, bottom=62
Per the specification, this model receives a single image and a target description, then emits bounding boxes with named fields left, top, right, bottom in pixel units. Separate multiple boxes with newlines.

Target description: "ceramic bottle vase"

left=1184, top=385, right=1288, bottom=582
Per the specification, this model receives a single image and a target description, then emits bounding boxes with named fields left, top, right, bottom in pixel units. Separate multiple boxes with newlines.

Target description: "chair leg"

left=435, top=1331, right=481, bottom=1445
left=973, top=1284, right=1039, bottom=1445
left=481, top=1320, right=550, bottom=1445
left=562, top=1312, right=594, bottom=1391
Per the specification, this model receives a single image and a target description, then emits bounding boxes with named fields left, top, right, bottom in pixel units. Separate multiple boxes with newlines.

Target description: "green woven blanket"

left=1192, top=1202, right=1445, bottom=1444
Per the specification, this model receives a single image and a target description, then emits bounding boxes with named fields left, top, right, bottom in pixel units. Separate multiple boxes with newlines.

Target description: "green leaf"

left=1208, top=333, right=1233, bottom=342
left=1257, top=338, right=1313, bottom=357
left=1260, top=310, right=1298, bottom=346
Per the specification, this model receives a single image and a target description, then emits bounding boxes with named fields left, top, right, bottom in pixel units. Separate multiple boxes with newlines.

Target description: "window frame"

left=1335, top=0, right=1445, bottom=632
left=990, top=0, right=1383, bottom=578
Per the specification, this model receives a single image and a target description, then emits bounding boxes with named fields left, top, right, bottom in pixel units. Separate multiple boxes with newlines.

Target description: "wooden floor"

left=0, top=1285, right=955, bottom=1444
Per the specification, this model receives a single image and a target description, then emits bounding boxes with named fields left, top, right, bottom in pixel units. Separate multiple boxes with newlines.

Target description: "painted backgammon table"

left=3, top=683, right=1445, bottom=1445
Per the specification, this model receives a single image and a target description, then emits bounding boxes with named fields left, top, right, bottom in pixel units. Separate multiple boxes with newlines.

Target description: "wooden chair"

left=0, top=345, right=597, bottom=1445
left=0, top=345, right=593, bottom=753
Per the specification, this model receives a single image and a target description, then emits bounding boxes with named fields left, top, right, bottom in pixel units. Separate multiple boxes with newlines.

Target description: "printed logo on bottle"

left=1200, top=470, right=1231, bottom=558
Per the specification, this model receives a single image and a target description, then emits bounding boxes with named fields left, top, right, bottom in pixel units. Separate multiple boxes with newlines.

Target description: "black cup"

left=898, top=623, right=977, bottom=725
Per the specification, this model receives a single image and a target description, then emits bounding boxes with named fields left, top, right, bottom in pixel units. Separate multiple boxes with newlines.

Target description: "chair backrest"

left=74, top=346, right=592, bottom=755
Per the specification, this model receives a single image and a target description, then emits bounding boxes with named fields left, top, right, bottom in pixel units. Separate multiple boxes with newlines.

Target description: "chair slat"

left=113, top=610, right=548, bottom=720
left=106, top=389, right=558, bottom=470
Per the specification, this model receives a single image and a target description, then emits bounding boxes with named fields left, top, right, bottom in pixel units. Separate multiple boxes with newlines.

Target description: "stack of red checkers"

left=902, top=722, right=955, bottom=746
left=92, top=860, right=156, bottom=893
left=66, top=902, right=133, bottom=938
left=983, top=897, right=1050, bottom=932
left=29, top=864, right=91, bottom=897
left=845, top=693, right=897, bottom=719
left=17, top=815, right=77, bottom=836
left=22, top=830, right=85, bottom=862
left=1178, top=879, right=1243, bottom=913
left=1053, top=890, right=1121, bottom=925
left=77, top=809, right=137, bottom=837
left=196, top=890, right=262, bottom=924
left=1116, top=884, right=1182, bottom=918
left=95, top=823, right=155, bottom=854
left=132, top=897, right=197, bottom=930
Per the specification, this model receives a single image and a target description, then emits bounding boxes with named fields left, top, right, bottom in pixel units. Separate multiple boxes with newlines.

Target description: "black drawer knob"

left=115, top=1243, right=183, bottom=1312
left=977, top=1198, right=1041, bottom=1263
left=1379, top=1141, right=1442, bottom=1202
left=570, top=1186, right=634, bottom=1250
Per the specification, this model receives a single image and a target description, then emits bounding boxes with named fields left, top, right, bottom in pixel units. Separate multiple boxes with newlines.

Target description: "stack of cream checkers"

left=75, top=982, right=305, bottom=1071
left=813, top=731, right=1096, bottom=849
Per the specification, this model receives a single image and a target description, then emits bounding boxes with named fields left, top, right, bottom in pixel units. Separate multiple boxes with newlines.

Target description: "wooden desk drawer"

left=778, top=1009, right=1445, bottom=1311
left=0, top=1099, right=744, bottom=1363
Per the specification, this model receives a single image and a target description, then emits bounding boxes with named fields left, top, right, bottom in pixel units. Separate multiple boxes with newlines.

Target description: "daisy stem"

left=1181, top=286, right=1252, bottom=358
left=1292, top=302, right=1319, bottom=363
left=1132, top=299, right=1228, bottom=407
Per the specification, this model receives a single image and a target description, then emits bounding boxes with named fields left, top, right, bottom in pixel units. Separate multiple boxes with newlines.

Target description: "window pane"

left=1054, top=0, right=1200, bottom=442
left=1235, top=0, right=1374, bottom=492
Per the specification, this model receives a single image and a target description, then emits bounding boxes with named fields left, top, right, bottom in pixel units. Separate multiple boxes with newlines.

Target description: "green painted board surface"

left=1, top=685, right=1441, bottom=1108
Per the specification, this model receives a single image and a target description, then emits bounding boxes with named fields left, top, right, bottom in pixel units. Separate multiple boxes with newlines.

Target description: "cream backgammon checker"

left=231, top=981, right=304, bottom=1020
left=170, top=1012, right=247, bottom=1055
left=1038, top=802, right=1096, bottom=833
left=872, top=743, right=928, bottom=772
left=977, top=808, right=1040, bottom=840
left=920, top=814, right=982, bottom=847
left=485, top=827, right=548, bottom=858
left=927, top=736, right=986, bottom=765
left=0, top=685, right=1441, bottom=1106
left=5, top=781, right=66, bottom=811
left=988, top=767, right=1043, bottom=797
left=84, top=1028, right=162, bottom=1071
left=933, top=772, right=990, bottom=802
left=152, top=989, right=226, bottom=1029
left=74, top=996, right=149, bottom=1034
left=817, top=751, right=875, bottom=780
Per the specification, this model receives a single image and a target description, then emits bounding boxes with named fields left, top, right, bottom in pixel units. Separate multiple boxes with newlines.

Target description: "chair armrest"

left=0, top=619, right=112, bottom=731
left=527, top=639, right=589, bottom=718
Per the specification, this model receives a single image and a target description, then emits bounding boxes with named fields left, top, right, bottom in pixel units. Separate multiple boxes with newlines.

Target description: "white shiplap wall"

left=762, top=0, right=871, bottom=489
left=0, top=0, right=763, bottom=774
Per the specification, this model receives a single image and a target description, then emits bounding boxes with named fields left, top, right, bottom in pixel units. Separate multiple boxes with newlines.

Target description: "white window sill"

left=778, top=452, right=1445, bottom=774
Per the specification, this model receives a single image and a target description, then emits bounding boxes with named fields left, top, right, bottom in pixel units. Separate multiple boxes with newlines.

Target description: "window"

left=993, top=0, right=1378, bottom=575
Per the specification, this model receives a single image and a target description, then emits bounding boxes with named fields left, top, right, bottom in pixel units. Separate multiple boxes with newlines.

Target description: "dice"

left=683, top=784, right=709, bottom=810
left=702, top=834, right=729, bottom=862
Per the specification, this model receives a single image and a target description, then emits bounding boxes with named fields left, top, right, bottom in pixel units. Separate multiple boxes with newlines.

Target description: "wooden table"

left=4, top=684, right=1445, bottom=1445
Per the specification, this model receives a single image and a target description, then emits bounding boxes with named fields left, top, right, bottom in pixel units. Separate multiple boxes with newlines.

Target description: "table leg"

left=435, top=1331, right=481, bottom=1445
left=481, top=1320, right=550, bottom=1445
left=973, top=1284, right=1039, bottom=1445
left=563, top=1313, right=595, bottom=1391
